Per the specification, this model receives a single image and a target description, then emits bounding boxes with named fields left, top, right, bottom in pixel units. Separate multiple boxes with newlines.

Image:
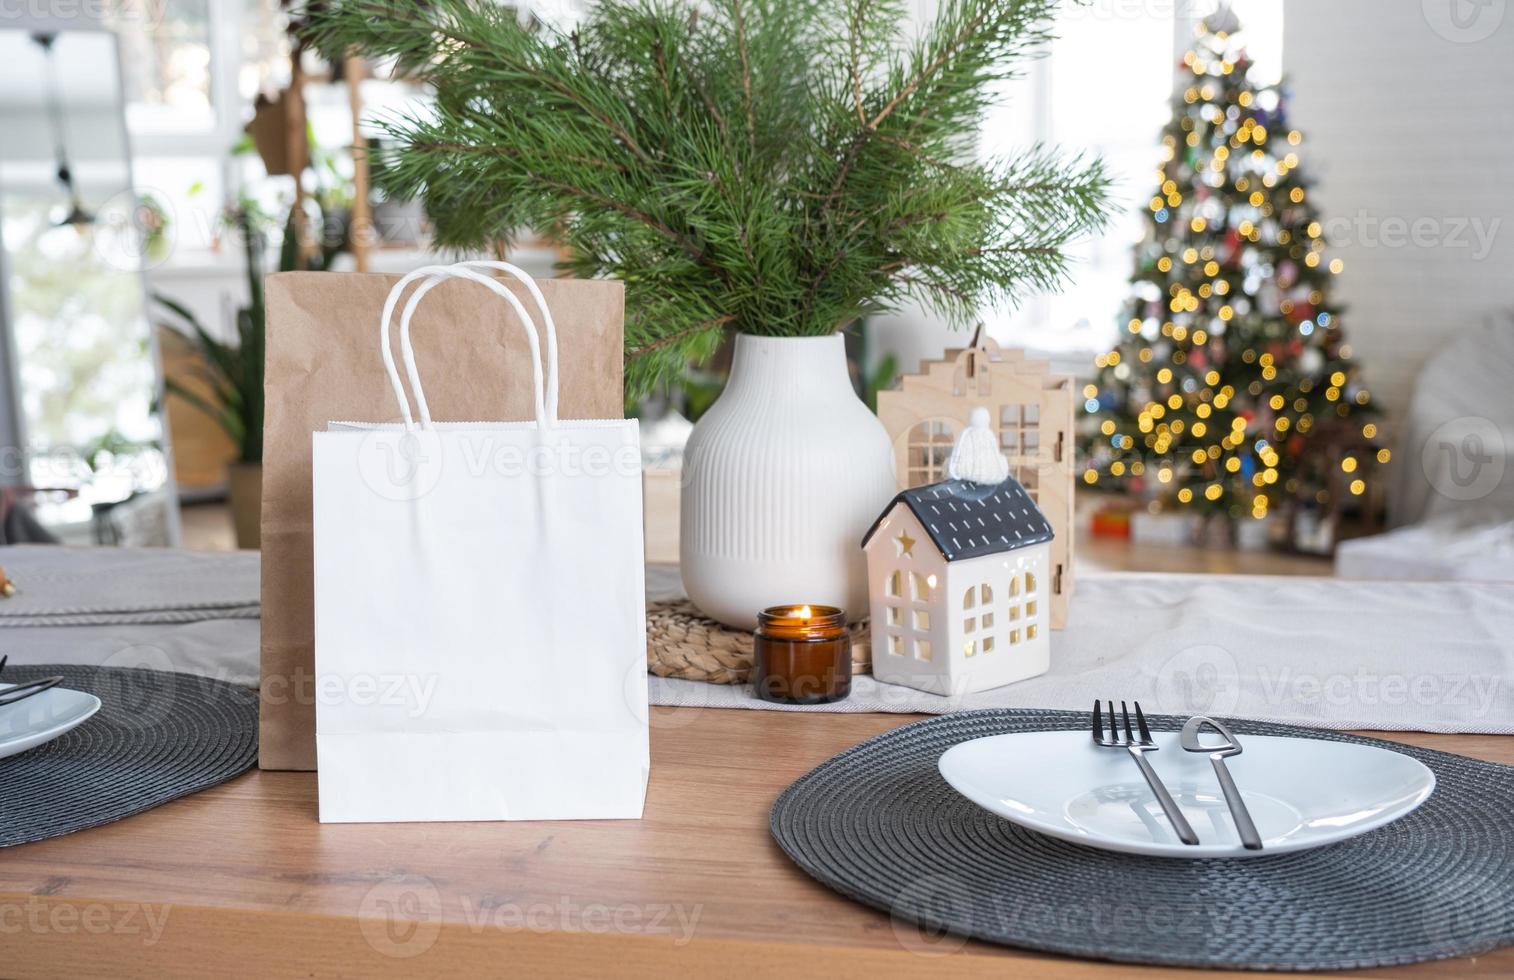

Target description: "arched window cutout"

left=980, top=583, right=993, bottom=604
left=887, top=570, right=901, bottom=597
left=963, top=588, right=975, bottom=610
left=905, top=420, right=959, bottom=486
left=1025, top=571, right=1037, bottom=595
left=1008, top=575, right=1021, bottom=598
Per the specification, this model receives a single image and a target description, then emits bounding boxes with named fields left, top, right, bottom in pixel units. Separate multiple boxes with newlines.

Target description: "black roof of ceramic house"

left=861, top=475, right=1054, bottom=562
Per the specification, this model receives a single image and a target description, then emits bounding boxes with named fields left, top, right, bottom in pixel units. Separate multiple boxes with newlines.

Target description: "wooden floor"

left=178, top=500, right=1334, bottom=577
left=1077, top=533, right=1332, bottom=577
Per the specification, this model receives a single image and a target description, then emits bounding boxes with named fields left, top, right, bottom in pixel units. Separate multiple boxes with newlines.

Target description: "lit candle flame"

left=798, top=604, right=812, bottom=619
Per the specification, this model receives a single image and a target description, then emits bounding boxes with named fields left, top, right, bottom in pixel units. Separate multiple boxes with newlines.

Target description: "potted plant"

left=158, top=202, right=346, bottom=548
left=308, top=0, right=1107, bottom=626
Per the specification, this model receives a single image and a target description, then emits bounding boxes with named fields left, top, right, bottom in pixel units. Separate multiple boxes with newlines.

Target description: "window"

left=997, top=404, right=1043, bottom=500
left=0, top=31, right=174, bottom=540
left=1006, top=568, right=1033, bottom=636
left=110, top=0, right=219, bottom=137
left=916, top=639, right=933, bottom=662
left=983, top=636, right=995, bottom=654
left=905, top=419, right=958, bottom=486
left=887, top=570, right=902, bottom=597
left=977, top=0, right=1284, bottom=363
left=961, top=581, right=993, bottom=648
left=889, top=634, right=905, bottom=657
left=887, top=606, right=902, bottom=626
left=913, top=610, right=931, bottom=631
left=911, top=572, right=934, bottom=602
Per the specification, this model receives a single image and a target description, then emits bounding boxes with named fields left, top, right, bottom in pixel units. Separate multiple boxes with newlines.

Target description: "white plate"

left=0, top=684, right=102, bottom=760
left=938, top=730, right=1435, bottom=858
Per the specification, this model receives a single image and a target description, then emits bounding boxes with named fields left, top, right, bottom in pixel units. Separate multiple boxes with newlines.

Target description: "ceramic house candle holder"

left=861, top=409, right=1055, bottom=696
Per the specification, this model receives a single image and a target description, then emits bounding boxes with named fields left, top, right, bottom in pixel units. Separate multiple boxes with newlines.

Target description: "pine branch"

left=627, top=314, right=738, bottom=360
left=305, top=0, right=1106, bottom=395
left=848, top=0, right=868, bottom=124
left=867, top=6, right=991, bottom=132
left=402, top=139, right=728, bottom=281
left=724, top=0, right=757, bottom=155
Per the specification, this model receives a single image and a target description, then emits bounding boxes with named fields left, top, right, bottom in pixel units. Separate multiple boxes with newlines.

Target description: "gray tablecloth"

left=0, top=549, right=1508, bottom=734
left=0, top=545, right=260, bottom=688
left=647, top=565, right=1514, bottom=734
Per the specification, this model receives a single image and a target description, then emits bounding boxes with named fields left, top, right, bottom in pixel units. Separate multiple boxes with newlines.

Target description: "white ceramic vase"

left=680, top=333, right=897, bottom=630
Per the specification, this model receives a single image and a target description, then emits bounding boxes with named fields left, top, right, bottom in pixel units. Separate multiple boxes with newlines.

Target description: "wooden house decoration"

left=861, top=428, right=1055, bottom=696
left=875, top=338, right=1076, bottom=628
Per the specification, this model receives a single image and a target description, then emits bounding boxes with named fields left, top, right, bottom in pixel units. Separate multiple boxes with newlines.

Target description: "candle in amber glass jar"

left=752, top=604, right=851, bottom=705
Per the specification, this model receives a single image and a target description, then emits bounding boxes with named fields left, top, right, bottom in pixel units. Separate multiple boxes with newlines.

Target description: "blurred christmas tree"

left=1080, top=12, right=1387, bottom=528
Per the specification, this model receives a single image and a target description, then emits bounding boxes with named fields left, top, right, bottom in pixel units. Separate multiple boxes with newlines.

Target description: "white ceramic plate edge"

left=938, top=731, right=1436, bottom=859
left=0, top=687, right=103, bottom=760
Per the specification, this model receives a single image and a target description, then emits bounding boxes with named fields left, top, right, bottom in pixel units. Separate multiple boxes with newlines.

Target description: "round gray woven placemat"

left=0, top=665, right=257, bottom=847
left=770, top=709, right=1514, bottom=971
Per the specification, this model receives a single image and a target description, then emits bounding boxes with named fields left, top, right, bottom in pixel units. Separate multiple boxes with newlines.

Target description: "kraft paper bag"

left=311, top=263, right=647, bottom=821
left=261, top=267, right=625, bottom=771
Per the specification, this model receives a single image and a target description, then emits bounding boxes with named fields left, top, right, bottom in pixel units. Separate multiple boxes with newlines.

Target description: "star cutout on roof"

left=895, top=530, right=916, bottom=558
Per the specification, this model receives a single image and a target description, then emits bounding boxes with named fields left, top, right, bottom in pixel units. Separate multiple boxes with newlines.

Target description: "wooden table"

left=2, top=708, right=1509, bottom=978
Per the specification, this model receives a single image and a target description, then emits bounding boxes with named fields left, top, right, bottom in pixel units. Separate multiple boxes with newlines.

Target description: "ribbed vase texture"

left=681, top=334, right=898, bottom=630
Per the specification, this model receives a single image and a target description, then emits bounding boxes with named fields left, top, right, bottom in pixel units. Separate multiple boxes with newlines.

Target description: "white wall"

left=1282, top=0, right=1514, bottom=438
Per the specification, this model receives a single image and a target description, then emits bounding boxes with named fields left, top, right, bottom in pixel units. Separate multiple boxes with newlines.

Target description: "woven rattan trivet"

left=646, top=599, right=871, bottom=683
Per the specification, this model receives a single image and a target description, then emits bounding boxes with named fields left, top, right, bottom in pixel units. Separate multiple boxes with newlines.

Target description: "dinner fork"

left=0, top=655, right=63, bottom=708
left=1092, top=699, right=1199, bottom=846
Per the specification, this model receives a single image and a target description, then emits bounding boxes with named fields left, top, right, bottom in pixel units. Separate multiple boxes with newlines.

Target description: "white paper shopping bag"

left=312, top=261, right=649, bottom=823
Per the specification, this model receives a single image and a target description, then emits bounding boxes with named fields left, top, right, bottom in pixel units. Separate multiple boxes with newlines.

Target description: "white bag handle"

left=378, top=262, right=559, bottom=430
left=397, top=265, right=550, bottom=428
